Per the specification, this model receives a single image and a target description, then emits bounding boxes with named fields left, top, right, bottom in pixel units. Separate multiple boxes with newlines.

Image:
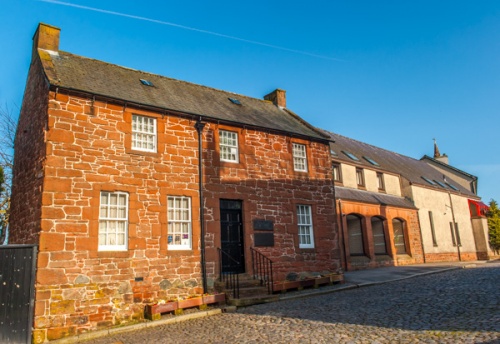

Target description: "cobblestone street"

left=84, top=264, right=499, bottom=344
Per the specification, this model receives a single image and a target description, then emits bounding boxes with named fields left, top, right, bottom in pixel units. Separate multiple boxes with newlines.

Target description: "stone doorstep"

left=227, top=294, right=280, bottom=307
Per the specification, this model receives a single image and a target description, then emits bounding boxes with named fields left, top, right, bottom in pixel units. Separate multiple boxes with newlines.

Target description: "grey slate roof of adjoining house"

left=324, top=130, right=477, bottom=198
left=38, top=49, right=327, bottom=141
left=336, top=186, right=417, bottom=209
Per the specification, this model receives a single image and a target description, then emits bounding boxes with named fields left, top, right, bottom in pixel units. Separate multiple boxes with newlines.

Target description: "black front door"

left=220, top=200, right=244, bottom=274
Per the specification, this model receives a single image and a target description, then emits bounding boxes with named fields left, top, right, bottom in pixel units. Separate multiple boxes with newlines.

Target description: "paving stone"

left=83, top=264, right=499, bottom=344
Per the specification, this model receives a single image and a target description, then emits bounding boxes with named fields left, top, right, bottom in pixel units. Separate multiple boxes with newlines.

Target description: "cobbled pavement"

left=83, top=264, right=500, bottom=344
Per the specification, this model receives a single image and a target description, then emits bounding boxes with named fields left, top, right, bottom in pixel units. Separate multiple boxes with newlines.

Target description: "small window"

left=342, top=150, right=359, bottom=161
left=167, top=196, right=192, bottom=250
left=356, top=168, right=365, bottom=187
left=297, top=205, right=314, bottom=248
left=332, top=163, right=342, bottom=182
left=132, top=115, right=157, bottom=152
left=421, top=176, right=437, bottom=186
left=140, top=79, right=154, bottom=87
left=446, top=182, right=459, bottom=191
left=363, top=156, right=379, bottom=166
left=377, top=172, right=385, bottom=191
left=228, top=97, right=242, bottom=105
left=292, top=143, right=308, bottom=172
left=99, top=192, right=128, bottom=251
left=219, top=130, right=239, bottom=163
left=434, top=180, right=448, bottom=188
left=330, top=149, right=337, bottom=156
left=429, top=211, right=438, bottom=247
left=449, top=222, right=457, bottom=246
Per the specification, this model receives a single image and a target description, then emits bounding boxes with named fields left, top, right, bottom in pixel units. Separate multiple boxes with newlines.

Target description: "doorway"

left=220, top=199, right=244, bottom=273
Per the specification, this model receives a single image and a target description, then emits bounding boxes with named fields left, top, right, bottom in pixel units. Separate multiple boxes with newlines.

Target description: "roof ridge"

left=322, top=129, right=422, bottom=163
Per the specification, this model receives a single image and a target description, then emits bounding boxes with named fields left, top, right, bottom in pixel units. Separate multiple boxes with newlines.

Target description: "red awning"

left=468, top=199, right=489, bottom=217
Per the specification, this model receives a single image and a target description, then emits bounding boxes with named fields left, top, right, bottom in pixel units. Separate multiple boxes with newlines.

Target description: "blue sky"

left=1, top=1, right=499, bottom=202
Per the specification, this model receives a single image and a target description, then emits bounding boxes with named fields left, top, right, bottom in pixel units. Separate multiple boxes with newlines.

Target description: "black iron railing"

left=250, top=247, right=273, bottom=294
left=217, top=247, right=240, bottom=299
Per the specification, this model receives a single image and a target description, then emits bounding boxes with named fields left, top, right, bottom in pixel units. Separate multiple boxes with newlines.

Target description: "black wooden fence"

left=0, top=245, right=37, bottom=344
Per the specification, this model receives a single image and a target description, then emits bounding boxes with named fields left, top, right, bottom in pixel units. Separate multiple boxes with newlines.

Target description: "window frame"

left=332, top=162, right=342, bottom=183
left=297, top=204, right=314, bottom=249
left=219, top=130, right=239, bottom=163
left=347, top=214, right=365, bottom=256
left=132, top=114, right=157, bottom=153
left=356, top=168, right=365, bottom=187
left=167, top=196, right=193, bottom=250
left=98, top=191, right=129, bottom=251
left=393, top=218, right=407, bottom=254
left=371, top=217, right=387, bottom=255
left=377, top=172, right=385, bottom=191
left=292, top=143, right=308, bottom=172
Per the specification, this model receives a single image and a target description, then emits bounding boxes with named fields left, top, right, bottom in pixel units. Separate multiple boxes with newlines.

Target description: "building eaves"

left=336, top=186, right=417, bottom=210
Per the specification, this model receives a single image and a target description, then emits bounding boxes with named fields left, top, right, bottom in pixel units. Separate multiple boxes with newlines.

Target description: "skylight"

left=342, top=150, right=359, bottom=161
left=140, top=79, right=154, bottom=87
left=330, top=149, right=337, bottom=156
left=363, top=156, right=379, bottom=166
left=434, top=180, right=448, bottom=188
left=228, top=97, right=242, bottom=105
left=446, top=182, right=459, bottom=191
left=421, top=176, right=437, bottom=186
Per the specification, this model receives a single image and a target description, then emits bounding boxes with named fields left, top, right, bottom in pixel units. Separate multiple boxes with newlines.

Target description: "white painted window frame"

left=132, top=114, right=157, bottom=152
left=167, top=196, right=192, bottom=250
left=99, top=191, right=128, bottom=251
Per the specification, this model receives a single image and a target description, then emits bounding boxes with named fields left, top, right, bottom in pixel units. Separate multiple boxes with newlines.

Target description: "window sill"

left=94, top=251, right=129, bottom=258
left=125, top=148, right=160, bottom=158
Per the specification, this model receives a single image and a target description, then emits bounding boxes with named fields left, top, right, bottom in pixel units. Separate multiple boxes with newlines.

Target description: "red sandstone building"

left=9, top=24, right=340, bottom=341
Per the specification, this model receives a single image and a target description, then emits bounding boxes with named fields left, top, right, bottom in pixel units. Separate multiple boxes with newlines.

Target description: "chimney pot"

left=264, top=89, right=286, bottom=108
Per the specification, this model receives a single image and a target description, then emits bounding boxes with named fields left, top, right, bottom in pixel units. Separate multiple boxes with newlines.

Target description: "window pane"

left=99, top=192, right=128, bottom=250
left=167, top=196, right=192, bottom=249
left=393, top=219, right=407, bottom=254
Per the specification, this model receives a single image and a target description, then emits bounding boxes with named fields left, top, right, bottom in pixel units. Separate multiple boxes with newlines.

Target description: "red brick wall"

left=20, top=90, right=205, bottom=341
left=338, top=200, right=424, bottom=270
left=13, top=79, right=340, bottom=341
left=203, top=125, right=340, bottom=281
left=10, top=57, right=48, bottom=245
left=425, top=252, right=477, bottom=263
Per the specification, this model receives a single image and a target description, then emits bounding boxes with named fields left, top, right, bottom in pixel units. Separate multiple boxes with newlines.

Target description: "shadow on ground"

left=237, top=265, right=500, bottom=333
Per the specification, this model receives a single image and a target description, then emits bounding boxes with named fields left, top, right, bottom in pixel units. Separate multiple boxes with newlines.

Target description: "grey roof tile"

left=336, top=186, right=417, bottom=209
left=40, top=50, right=327, bottom=140
left=324, top=130, right=476, bottom=197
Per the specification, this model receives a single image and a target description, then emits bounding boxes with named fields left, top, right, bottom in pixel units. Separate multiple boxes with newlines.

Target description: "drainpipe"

left=338, top=199, right=348, bottom=271
left=195, top=118, right=207, bottom=293
left=448, top=192, right=461, bottom=261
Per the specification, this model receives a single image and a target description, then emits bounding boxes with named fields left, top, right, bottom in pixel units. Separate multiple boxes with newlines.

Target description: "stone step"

left=237, top=285, right=271, bottom=298
left=227, top=294, right=280, bottom=307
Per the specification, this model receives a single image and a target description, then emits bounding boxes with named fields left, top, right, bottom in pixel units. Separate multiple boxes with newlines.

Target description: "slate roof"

left=336, top=186, right=417, bottom=209
left=324, top=130, right=477, bottom=198
left=37, top=49, right=327, bottom=141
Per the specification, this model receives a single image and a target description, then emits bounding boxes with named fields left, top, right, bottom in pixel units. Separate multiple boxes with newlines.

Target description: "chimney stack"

left=33, top=23, right=60, bottom=52
left=264, top=89, right=286, bottom=108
